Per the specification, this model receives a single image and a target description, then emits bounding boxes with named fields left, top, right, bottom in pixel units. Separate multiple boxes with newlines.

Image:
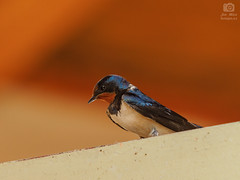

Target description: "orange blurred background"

left=0, top=0, right=239, bottom=162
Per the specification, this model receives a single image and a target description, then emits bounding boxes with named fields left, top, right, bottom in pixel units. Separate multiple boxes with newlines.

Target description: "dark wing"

left=123, top=88, right=202, bottom=132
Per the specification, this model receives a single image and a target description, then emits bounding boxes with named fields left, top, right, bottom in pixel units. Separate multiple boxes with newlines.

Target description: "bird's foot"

left=149, top=127, right=159, bottom=137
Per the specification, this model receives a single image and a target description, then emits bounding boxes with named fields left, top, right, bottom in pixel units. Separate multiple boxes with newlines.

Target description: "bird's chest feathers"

left=108, top=101, right=174, bottom=137
left=110, top=102, right=144, bottom=130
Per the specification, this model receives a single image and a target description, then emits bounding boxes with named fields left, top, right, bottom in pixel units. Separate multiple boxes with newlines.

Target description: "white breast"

left=108, top=101, right=174, bottom=138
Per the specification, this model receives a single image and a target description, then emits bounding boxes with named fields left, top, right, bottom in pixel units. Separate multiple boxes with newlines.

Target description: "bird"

left=88, top=75, right=202, bottom=138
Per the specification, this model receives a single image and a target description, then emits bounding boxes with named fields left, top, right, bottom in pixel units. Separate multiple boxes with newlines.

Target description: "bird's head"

left=88, top=75, right=130, bottom=104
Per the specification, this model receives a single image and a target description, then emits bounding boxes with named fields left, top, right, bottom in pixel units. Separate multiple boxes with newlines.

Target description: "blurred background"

left=0, top=0, right=239, bottom=162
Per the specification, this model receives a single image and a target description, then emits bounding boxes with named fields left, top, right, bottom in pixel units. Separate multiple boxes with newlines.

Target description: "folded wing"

left=123, top=88, right=202, bottom=132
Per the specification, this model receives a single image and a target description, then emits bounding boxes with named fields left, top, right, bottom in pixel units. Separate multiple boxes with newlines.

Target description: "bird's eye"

left=101, top=85, right=106, bottom=91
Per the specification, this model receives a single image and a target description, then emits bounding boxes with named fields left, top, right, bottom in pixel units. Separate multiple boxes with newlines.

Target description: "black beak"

left=88, top=95, right=97, bottom=104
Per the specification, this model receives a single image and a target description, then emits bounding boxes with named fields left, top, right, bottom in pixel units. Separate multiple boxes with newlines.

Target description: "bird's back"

left=122, top=86, right=202, bottom=132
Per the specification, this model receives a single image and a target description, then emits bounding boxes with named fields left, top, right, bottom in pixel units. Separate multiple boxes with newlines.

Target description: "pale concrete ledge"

left=0, top=122, right=240, bottom=180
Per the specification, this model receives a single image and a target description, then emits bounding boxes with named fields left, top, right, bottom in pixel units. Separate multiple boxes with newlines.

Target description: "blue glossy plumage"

left=122, top=86, right=201, bottom=131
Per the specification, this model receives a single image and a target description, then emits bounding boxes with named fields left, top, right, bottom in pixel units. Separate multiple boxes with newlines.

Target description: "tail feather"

left=192, top=123, right=203, bottom=128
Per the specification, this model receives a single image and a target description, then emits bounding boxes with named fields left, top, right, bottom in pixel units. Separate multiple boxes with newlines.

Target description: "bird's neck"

left=107, top=90, right=126, bottom=115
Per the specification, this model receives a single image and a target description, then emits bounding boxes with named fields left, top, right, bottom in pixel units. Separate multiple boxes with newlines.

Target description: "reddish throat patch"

left=98, top=92, right=116, bottom=103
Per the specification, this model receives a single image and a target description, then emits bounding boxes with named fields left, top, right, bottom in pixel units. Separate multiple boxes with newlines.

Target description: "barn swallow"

left=88, top=75, right=202, bottom=138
